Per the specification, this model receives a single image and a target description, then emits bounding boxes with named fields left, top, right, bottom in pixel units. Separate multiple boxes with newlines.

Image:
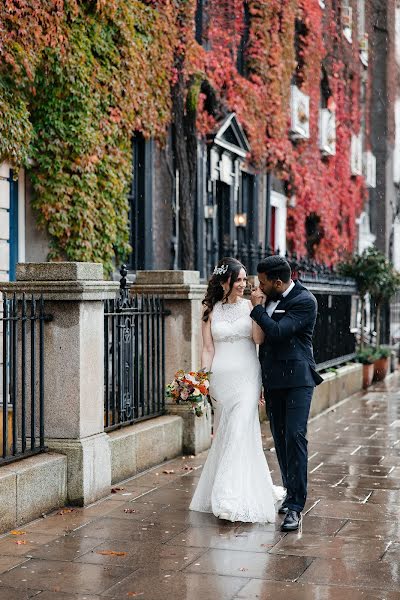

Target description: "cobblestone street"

left=0, top=374, right=400, bottom=600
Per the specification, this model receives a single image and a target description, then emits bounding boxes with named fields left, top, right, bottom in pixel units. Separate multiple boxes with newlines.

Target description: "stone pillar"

left=1, top=262, right=119, bottom=505
left=132, top=270, right=211, bottom=454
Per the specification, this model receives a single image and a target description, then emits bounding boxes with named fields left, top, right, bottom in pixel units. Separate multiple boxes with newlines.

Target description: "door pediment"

left=213, top=113, right=250, bottom=158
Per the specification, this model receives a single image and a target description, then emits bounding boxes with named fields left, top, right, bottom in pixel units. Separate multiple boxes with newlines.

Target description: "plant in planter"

left=338, top=248, right=380, bottom=350
left=372, top=346, right=391, bottom=382
left=339, top=247, right=400, bottom=382
left=355, top=347, right=378, bottom=389
left=368, top=253, right=400, bottom=381
left=369, top=264, right=400, bottom=344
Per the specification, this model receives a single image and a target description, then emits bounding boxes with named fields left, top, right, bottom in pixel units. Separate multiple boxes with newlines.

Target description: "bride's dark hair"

left=202, top=257, right=246, bottom=322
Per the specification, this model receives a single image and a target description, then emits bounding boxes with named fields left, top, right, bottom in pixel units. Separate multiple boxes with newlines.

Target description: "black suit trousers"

left=265, top=386, right=313, bottom=513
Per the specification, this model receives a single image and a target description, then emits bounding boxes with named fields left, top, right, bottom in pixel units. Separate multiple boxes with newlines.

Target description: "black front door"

left=216, top=181, right=232, bottom=259
left=128, top=135, right=153, bottom=271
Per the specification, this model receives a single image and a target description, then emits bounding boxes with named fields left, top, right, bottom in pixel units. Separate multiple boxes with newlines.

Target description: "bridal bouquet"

left=165, top=369, right=211, bottom=417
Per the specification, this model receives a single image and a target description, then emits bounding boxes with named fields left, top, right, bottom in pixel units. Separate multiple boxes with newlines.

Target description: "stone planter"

left=362, top=363, right=375, bottom=389
left=373, top=357, right=389, bottom=382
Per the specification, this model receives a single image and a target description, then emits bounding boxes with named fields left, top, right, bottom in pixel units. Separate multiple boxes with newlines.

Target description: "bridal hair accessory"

left=213, top=264, right=229, bottom=276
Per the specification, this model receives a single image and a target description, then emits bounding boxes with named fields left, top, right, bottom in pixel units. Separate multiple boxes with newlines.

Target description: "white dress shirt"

left=265, top=280, right=295, bottom=317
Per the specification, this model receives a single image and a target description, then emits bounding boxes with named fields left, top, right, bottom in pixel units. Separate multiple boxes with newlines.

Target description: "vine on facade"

left=196, top=0, right=367, bottom=262
left=0, top=0, right=367, bottom=269
left=0, top=0, right=176, bottom=273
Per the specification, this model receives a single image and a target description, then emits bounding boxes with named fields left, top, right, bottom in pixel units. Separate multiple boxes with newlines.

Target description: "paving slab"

left=0, top=373, right=398, bottom=598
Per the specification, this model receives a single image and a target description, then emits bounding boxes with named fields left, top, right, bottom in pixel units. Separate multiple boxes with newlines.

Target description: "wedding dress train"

left=189, top=298, right=285, bottom=523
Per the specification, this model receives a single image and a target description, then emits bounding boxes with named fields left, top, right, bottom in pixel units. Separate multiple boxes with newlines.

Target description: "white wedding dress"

left=189, top=298, right=285, bottom=523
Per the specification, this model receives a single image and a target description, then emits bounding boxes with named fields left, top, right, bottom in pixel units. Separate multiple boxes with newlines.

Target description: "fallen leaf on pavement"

left=58, top=509, right=75, bottom=515
left=124, top=508, right=137, bottom=513
left=10, top=531, right=26, bottom=536
left=111, top=487, right=124, bottom=493
left=163, top=470, right=175, bottom=474
left=260, top=543, right=274, bottom=547
left=97, top=550, right=127, bottom=557
left=183, top=466, right=194, bottom=471
left=16, top=540, right=27, bottom=545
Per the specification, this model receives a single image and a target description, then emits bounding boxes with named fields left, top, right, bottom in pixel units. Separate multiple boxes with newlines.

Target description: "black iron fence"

left=285, top=253, right=357, bottom=370
left=104, top=267, right=168, bottom=432
left=240, top=251, right=357, bottom=371
left=310, top=290, right=356, bottom=370
left=1, top=294, right=50, bottom=465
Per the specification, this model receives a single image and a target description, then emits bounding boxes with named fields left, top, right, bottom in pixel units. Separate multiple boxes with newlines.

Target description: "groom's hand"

left=251, top=286, right=266, bottom=307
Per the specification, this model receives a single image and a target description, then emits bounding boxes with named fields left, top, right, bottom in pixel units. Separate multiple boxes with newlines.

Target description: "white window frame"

left=270, top=191, right=287, bottom=255
left=342, top=2, right=353, bottom=43
left=319, top=109, right=336, bottom=156
left=290, top=85, right=310, bottom=141
left=350, top=133, right=363, bottom=176
left=0, top=163, right=25, bottom=282
left=363, top=151, right=376, bottom=188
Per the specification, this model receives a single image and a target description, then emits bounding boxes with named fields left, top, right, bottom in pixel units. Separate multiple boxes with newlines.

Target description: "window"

left=342, top=0, right=353, bottom=43
left=319, top=69, right=336, bottom=156
left=195, top=0, right=204, bottom=45
left=290, top=85, right=310, bottom=140
left=237, top=1, right=250, bottom=76
left=357, top=0, right=368, bottom=65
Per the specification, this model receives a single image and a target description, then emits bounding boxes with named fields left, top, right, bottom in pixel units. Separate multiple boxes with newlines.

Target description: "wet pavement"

left=1, top=373, right=400, bottom=599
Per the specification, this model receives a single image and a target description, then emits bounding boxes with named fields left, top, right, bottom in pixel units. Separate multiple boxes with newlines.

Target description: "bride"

left=189, top=257, right=285, bottom=523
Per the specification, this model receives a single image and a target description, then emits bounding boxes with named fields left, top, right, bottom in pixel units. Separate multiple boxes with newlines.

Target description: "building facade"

left=126, top=0, right=377, bottom=279
left=2, top=1, right=399, bottom=282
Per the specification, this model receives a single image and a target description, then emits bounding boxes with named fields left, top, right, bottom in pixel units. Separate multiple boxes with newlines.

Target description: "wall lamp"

left=234, top=213, right=247, bottom=227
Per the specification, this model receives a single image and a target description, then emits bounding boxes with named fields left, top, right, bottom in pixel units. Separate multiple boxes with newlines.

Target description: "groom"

left=250, top=255, right=323, bottom=532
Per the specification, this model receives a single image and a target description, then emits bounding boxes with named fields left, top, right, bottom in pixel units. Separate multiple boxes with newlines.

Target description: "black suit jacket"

left=250, top=280, right=323, bottom=389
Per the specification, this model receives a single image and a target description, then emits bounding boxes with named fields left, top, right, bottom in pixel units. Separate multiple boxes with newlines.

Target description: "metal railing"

left=218, top=247, right=359, bottom=370
left=104, top=267, right=169, bottom=432
left=1, top=294, right=50, bottom=465
left=288, top=256, right=357, bottom=371
left=310, top=290, right=357, bottom=370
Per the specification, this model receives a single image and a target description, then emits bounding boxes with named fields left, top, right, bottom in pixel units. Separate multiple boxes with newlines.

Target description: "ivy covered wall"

left=0, top=0, right=176, bottom=273
left=0, top=0, right=369, bottom=271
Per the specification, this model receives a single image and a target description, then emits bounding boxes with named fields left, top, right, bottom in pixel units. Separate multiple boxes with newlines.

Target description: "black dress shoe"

left=278, top=505, right=289, bottom=514
left=281, top=510, right=301, bottom=532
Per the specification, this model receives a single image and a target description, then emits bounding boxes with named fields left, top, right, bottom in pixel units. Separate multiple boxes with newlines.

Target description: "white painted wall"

left=396, top=7, right=400, bottom=66
left=0, top=163, right=26, bottom=281
left=393, top=218, right=400, bottom=271
left=357, top=211, right=376, bottom=254
left=394, top=99, right=400, bottom=184
left=0, top=164, right=10, bottom=281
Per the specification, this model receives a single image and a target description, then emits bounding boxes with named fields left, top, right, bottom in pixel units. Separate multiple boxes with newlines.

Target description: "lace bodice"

left=211, top=299, right=252, bottom=344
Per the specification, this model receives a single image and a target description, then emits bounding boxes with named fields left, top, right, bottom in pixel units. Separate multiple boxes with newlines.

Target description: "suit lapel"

left=266, top=280, right=306, bottom=319
left=276, top=280, right=304, bottom=309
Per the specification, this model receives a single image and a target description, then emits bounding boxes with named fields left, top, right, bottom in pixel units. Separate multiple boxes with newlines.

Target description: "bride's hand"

left=251, top=286, right=266, bottom=307
left=258, top=392, right=265, bottom=407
